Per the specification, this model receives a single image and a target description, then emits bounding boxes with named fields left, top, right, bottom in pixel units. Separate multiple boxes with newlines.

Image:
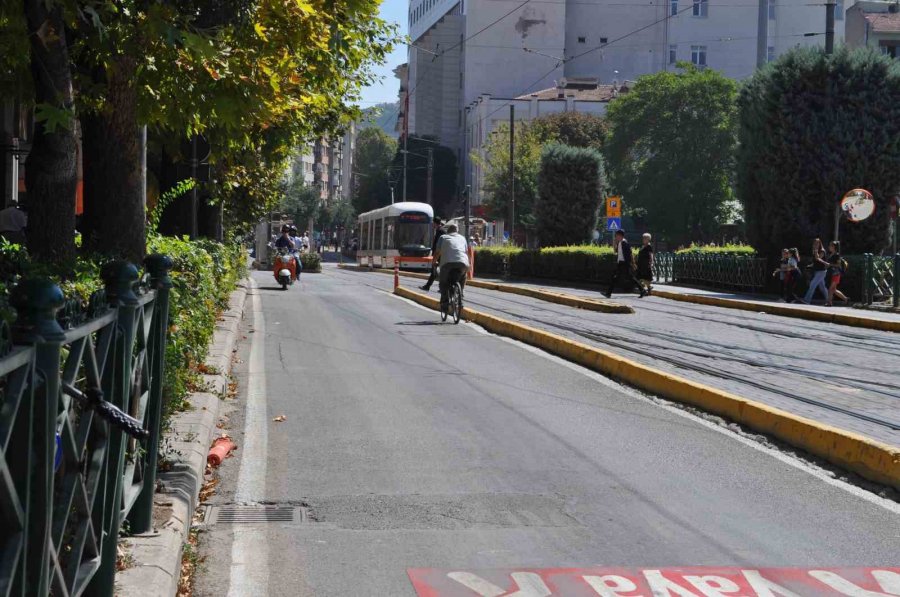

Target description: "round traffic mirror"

left=841, top=188, right=875, bottom=223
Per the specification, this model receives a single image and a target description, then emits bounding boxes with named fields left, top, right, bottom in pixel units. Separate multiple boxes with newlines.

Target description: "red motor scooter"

left=273, top=248, right=297, bottom=290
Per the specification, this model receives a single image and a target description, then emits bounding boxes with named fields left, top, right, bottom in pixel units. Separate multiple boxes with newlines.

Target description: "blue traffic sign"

left=606, top=217, right=622, bottom=232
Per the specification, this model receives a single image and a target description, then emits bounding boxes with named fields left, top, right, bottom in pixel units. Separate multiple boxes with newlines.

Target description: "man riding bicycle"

left=434, top=224, right=470, bottom=310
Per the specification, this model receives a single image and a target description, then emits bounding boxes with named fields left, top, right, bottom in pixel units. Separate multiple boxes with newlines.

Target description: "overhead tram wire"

left=403, top=0, right=535, bottom=103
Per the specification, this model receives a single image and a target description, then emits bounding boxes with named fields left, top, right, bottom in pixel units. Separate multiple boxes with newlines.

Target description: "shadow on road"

left=395, top=321, right=444, bottom=327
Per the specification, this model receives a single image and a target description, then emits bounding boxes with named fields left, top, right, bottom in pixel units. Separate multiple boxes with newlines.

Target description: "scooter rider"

left=288, top=226, right=303, bottom=280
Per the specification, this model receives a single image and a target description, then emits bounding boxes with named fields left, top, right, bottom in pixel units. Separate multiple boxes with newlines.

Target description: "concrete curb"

left=116, top=282, right=249, bottom=597
left=651, top=289, right=900, bottom=334
left=338, top=263, right=633, bottom=314
left=395, top=285, right=900, bottom=491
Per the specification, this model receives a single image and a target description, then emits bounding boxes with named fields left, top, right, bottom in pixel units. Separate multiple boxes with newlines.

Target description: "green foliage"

left=604, top=64, right=737, bottom=245
left=737, top=46, right=900, bottom=255
left=147, top=234, right=245, bottom=413
left=536, top=144, right=605, bottom=246
left=475, top=244, right=616, bottom=282
left=149, top=179, right=196, bottom=233
left=281, top=180, right=324, bottom=228
left=299, top=252, right=322, bottom=272
left=391, top=136, right=458, bottom=218
left=480, top=112, right=608, bottom=229
left=675, top=243, right=756, bottom=255
left=352, top=127, right=397, bottom=214
left=530, top=111, right=609, bottom=153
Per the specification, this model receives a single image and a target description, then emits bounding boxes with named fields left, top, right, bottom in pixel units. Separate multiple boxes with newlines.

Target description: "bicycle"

left=440, top=269, right=463, bottom=324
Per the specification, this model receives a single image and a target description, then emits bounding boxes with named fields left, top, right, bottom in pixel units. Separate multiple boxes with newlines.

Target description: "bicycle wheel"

left=451, top=282, right=462, bottom=324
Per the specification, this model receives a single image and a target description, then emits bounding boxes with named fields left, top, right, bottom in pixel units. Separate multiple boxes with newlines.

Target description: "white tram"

left=356, top=202, right=434, bottom=270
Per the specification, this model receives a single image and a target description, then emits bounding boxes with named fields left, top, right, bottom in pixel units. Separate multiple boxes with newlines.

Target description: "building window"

left=691, top=45, right=707, bottom=66
left=834, top=0, right=843, bottom=20
left=578, top=36, right=586, bottom=43
left=767, top=46, right=775, bottom=62
left=881, top=43, right=899, bottom=58
left=692, top=0, right=707, bottom=17
left=669, top=44, right=677, bottom=64
left=768, top=0, right=775, bottom=20
left=599, top=37, right=608, bottom=44
left=671, top=0, right=678, bottom=16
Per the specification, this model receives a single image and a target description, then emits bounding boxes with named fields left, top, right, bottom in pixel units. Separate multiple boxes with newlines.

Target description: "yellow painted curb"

left=395, top=285, right=900, bottom=491
left=652, top=289, right=900, bottom=333
left=344, top=264, right=633, bottom=314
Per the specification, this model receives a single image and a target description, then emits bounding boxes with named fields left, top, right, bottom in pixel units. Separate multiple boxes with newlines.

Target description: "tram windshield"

left=396, top=211, right=431, bottom=254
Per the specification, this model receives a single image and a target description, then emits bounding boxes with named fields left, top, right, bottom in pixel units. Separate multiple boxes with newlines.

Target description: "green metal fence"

left=653, top=252, right=768, bottom=292
left=0, top=255, right=172, bottom=597
left=654, top=251, right=898, bottom=305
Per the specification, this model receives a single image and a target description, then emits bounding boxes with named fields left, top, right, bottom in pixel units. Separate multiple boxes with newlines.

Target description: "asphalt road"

left=411, top=273, right=900, bottom=447
left=195, top=266, right=899, bottom=597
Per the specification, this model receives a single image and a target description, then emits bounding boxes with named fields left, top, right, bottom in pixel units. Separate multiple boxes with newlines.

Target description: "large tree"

left=352, top=127, right=397, bottom=214
left=4, top=0, right=398, bottom=264
left=20, top=0, right=79, bottom=265
left=738, top=46, right=900, bottom=256
left=604, top=64, right=737, bottom=245
left=535, top=143, right=604, bottom=246
left=479, top=111, right=607, bottom=233
left=391, top=136, right=457, bottom=218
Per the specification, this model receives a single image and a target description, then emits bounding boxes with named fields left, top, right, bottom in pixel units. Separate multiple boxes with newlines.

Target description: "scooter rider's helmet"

left=281, top=225, right=290, bottom=234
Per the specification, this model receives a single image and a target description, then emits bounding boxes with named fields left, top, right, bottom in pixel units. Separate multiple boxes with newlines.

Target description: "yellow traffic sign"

left=606, top=196, right=621, bottom=218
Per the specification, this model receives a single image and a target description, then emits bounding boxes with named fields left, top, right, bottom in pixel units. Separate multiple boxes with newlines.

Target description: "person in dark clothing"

left=420, top=217, right=446, bottom=292
left=635, top=232, right=654, bottom=295
left=604, top=230, right=645, bottom=298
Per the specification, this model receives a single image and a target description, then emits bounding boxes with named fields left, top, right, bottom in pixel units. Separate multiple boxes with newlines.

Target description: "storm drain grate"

left=203, top=505, right=301, bottom=525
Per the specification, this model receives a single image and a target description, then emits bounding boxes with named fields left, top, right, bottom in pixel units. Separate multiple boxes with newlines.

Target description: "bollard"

left=394, top=257, right=400, bottom=290
left=468, top=246, right=475, bottom=280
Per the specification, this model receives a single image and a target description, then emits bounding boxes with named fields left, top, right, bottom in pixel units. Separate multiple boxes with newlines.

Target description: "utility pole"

left=426, top=147, right=433, bottom=205
left=190, top=135, right=198, bottom=239
left=463, top=185, right=471, bottom=241
left=508, top=105, right=515, bottom=243
left=402, top=133, right=408, bottom=202
left=757, top=0, right=768, bottom=68
left=825, top=0, right=835, bottom=54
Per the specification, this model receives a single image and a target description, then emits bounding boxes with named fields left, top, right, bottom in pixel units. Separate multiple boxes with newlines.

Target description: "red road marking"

left=407, top=567, right=900, bottom=596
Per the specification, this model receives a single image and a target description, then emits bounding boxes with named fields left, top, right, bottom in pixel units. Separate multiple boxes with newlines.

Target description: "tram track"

left=458, top=290, right=900, bottom=433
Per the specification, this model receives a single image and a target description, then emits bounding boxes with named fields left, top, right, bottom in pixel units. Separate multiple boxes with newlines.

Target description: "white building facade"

left=404, top=0, right=857, bottom=206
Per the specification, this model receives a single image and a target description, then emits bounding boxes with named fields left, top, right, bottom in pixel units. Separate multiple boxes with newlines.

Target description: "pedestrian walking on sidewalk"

left=604, top=230, right=645, bottom=299
left=773, top=248, right=794, bottom=302
left=826, top=241, right=849, bottom=306
left=636, top=233, right=654, bottom=295
left=421, top=217, right=446, bottom=292
left=803, top=238, right=829, bottom=304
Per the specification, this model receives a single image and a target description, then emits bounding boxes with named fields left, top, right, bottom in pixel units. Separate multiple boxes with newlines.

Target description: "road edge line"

left=337, top=263, right=633, bottom=314
left=394, top=285, right=900, bottom=491
left=651, top=289, right=900, bottom=333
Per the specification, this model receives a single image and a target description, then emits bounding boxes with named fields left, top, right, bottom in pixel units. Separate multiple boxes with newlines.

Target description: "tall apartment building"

left=402, top=0, right=856, bottom=205
left=292, top=127, right=356, bottom=204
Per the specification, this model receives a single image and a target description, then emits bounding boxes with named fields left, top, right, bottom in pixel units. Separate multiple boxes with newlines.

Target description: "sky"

left=360, top=0, right=408, bottom=106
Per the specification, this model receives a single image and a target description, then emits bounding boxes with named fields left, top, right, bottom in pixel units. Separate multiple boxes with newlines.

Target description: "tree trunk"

left=81, top=55, right=146, bottom=264
left=23, top=0, right=77, bottom=266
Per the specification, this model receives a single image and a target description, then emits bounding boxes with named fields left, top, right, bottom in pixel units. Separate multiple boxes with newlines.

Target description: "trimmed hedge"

left=146, top=235, right=246, bottom=414
left=675, top=243, right=756, bottom=255
left=475, top=245, right=617, bottom=283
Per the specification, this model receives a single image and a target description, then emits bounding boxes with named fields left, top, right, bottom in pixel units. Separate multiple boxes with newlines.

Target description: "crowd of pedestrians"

left=602, top=230, right=851, bottom=308
left=776, top=238, right=848, bottom=306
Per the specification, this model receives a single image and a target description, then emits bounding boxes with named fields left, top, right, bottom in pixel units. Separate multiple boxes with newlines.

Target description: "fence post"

left=129, top=255, right=173, bottom=533
left=394, top=257, right=399, bottom=290
left=10, top=279, right=66, bottom=597
left=862, top=253, right=872, bottom=305
left=894, top=253, right=899, bottom=309
left=86, top=261, right=141, bottom=597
